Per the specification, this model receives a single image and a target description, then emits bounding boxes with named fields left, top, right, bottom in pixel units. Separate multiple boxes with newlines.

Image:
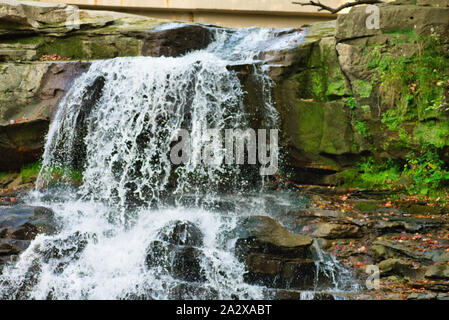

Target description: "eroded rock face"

left=233, top=216, right=334, bottom=290
left=0, top=61, right=90, bottom=171
left=271, top=3, right=449, bottom=184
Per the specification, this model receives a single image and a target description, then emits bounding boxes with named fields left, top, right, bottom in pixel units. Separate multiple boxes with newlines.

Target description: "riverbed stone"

left=232, top=216, right=334, bottom=290
left=145, top=240, right=206, bottom=283
left=425, top=264, right=449, bottom=280
left=378, top=258, right=414, bottom=277
left=312, top=222, right=361, bottom=239
left=235, top=215, right=312, bottom=257
left=158, top=220, right=204, bottom=247
left=371, top=240, right=434, bottom=264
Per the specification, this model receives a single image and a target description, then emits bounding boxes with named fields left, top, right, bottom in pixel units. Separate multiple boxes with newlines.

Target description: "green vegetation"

left=368, top=34, right=449, bottom=139
left=0, top=161, right=83, bottom=188
left=39, top=165, right=84, bottom=185
left=403, top=151, right=449, bottom=196
left=20, top=161, right=42, bottom=183
left=355, top=121, right=370, bottom=138
left=337, top=33, right=449, bottom=199
left=353, top=80, right=373, bottom=98
left=344, top=97, right=357, bottom=110
left=341, top=157, right=402, bottom=190
left=340, top=153, right=449, bottom=199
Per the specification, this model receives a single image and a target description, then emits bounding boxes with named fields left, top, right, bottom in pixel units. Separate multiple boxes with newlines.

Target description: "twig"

left=292, top=0, right=383, bottom=14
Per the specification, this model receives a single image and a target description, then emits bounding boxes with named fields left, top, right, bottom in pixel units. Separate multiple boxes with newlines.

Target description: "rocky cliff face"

left=0, top=1, right=214, bottom=171
left=271, top=2, right=449, bottom=185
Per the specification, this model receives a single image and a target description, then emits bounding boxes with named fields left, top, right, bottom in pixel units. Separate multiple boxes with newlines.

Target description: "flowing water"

left=0, top=25, right=360, bottom=299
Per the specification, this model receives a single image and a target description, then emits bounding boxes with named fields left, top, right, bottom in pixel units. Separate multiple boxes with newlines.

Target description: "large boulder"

left=157, top=220, right=204, bottom=247
left=145, top=220, right=206, bottom=283
left=233, top=216, right=336, bottom=290
left=145, top=240, right=207, bottom=283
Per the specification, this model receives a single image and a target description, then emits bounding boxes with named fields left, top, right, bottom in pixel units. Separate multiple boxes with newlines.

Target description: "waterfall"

left=0, top=25, right=358, bottom=300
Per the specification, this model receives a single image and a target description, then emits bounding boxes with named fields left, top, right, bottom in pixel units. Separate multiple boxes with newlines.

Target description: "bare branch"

left=292, top=0, right=383, bottom=14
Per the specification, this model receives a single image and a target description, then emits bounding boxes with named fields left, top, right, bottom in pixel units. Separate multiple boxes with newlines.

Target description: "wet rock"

left=378, top=258, right=414, bottom=277
left=0, top=222, right=39, bottom=240
left=145, top=240, right=173, bottom=270
left=37, top=231, right=94, bottom=266
left=145, top=240, right=206, bottom=283
left=267, top=288, right=335, bottom=300
left=425, top=264, right=449, bottom=280
left=171, top=246, right=207, bottom=283
left=371, top=240, right=434, bottom=265
left=241, top=254, right=318, bottom=289
left=233, top=216, right=333, bottom=290
left=235, top=216, right=312, bottom=257
left=158, top=220, right=203, bottom=247
left=0, top=206, right=58, bottom=238
left=312, top=223, right=361, bottom=239
left=142, top=23, right=214, bottom=58
left=407, top=292, right=438, bottom=300
left=0, top=242, right=21, bottom=256
left=168, top=283, right=218, bottom=300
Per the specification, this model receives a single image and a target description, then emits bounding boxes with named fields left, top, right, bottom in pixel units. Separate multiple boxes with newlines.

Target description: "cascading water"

left=0, top=25, right=359, bottom=299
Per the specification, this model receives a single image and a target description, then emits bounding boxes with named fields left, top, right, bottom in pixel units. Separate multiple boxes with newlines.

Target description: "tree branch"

left=292, top=0, right=383, bottom=14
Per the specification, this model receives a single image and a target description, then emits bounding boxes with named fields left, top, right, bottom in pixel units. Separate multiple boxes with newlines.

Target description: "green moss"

left=39, top=166, right=84, bottom=185
left=1, top=35, right=47, bottom=46
left=413, top=121, right=449, bottom=148
left=38, top=35, right=86, bottom=59
left=287, top=100, right=354, bottom=156
left=383, top=29, right=418, bottom=41
left=291, top=38, right=351, bottom=102
left=326, top=79, right=347, bottom=97
left=355, top=120, right=370, bottom=138
left=368, top=34, right=449, bottom=157
left=20, top=161, right=42, bottom=182
left=353, top=80, right=373, bottom=98
left=354, top=202, right=379, bottom=211
left=361, top=105, right=371, bottom=114
left=340, top=158, right=402, bottom=190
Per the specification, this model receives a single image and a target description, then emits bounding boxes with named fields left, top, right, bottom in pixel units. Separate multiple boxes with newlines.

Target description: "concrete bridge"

left=42, top=0, right=348, bottom=28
